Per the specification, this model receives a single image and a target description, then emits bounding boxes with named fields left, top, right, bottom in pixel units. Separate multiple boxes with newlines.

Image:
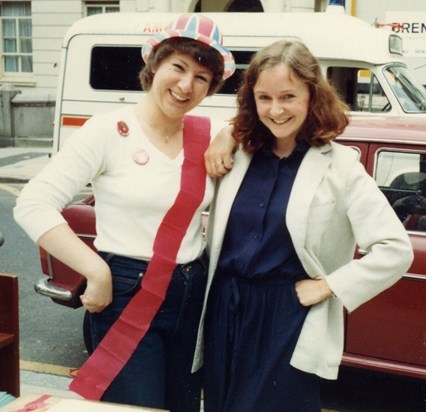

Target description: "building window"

left=85, top=1, right=119, bottom=16
left=0, top=1, right=32, bottom=75
left=227, top=0, right=263, bottom=12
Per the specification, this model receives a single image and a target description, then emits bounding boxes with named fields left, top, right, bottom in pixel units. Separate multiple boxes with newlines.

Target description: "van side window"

left=375, top=150, right=426, bottom=232
left=327, top=67, right=391, bottom=113
left=90, top=46, right=143, bottom=91
left=89, top=47, right=255, bottom=95
left=218, top=50, right=254, bottom=94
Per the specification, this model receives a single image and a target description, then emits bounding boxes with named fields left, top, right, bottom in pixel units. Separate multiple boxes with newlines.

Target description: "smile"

left=170, top=90, right=188, bottom=102
left=271, top=117, right=291, bottom=125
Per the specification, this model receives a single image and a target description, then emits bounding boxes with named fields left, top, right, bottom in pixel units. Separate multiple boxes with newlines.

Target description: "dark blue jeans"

left=90, top=252, right=207, bottom=411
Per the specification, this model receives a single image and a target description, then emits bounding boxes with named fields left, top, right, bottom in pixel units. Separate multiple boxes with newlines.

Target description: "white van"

left=53, top=11, right=426, bottom=151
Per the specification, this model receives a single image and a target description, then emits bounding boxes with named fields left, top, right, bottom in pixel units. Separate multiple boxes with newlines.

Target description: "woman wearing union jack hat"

left=14, top=13, right=235, bottom=412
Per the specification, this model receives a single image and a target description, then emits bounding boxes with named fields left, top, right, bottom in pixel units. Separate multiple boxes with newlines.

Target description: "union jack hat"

left=142, top=14, right=235, bottom=80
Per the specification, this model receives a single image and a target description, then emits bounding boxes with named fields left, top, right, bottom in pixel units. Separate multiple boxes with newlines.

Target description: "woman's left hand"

left=205, top=125, right=237, bottom=178
left=295, top=278, right=334, bottom=306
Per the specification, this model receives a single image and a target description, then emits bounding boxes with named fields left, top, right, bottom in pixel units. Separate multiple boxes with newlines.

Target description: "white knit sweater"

left=14, top=106, right=223, bottom=263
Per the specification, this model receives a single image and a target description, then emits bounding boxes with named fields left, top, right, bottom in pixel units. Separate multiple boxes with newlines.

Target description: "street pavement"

left=0, top=146, right=51, bottom=184
left=0, top=145, right=82, bottom=402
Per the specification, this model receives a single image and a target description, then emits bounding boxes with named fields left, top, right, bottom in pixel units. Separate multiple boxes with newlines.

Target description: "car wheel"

left=83, top=310, right=94, bottom=355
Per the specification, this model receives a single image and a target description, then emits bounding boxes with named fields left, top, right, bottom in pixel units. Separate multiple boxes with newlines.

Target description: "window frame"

left=326, top=66, right=391, bottom=113
left=0, top=0, right=34, bottom=86
left=374, top=147, right=426, bottom=233
left=84, top=1, right=120, bottom=17
left=88, top=46, right=257, bottom=94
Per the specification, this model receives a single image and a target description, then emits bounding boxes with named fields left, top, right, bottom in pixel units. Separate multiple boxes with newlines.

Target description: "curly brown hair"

left=232, top=40, right=350, bottom=153
left=139, top=37, right=224, bottom=96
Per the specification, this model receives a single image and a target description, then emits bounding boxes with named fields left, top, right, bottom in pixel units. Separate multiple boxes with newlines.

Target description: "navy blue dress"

left=204, top=143, right=321, bottom=412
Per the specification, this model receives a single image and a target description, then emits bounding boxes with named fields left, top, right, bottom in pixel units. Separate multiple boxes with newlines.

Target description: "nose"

left=270, top=100, right=284, bottom=116
left=178, top=73, right=193, bottom=94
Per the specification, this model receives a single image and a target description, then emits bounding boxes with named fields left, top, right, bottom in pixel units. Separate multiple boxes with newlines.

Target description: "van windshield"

left=383, top=65, right=426, bottom=113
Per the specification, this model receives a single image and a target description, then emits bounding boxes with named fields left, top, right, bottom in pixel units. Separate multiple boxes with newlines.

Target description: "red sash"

left=69, top=115, right=211, bottom=400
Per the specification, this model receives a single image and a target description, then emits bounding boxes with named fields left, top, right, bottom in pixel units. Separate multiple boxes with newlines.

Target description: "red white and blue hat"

left=142, top=14, right=235, bottom=80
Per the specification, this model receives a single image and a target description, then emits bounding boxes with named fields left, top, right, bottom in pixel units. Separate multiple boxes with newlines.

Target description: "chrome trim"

left=357, top=249, right=425, bottom=280
left=46, top=253, right=54, bottom=277
left=338, top=137, right=426, bottom=146
left=34, top=278, right=72, bottom=301
left=403, top=273, right=426, bottom=281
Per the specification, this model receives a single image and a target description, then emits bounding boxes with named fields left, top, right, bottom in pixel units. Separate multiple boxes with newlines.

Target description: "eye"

left=282, top=94, right=295, bottom=101
left=256, top=94, right=271, bottom=101
left=195, top=74, right=210, bottom=83
left=172, top=63, right=185, bottom=71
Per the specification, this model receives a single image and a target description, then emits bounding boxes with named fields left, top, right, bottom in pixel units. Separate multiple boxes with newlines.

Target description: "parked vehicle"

left=35, top=115, right=426, bottom=380
left=52, top=11, right=426, bottom=152
left=33, top=9, right=426, bottom=380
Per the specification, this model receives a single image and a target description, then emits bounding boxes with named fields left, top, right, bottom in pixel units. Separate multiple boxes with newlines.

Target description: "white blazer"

left=192, top=141, right=413, bottom=379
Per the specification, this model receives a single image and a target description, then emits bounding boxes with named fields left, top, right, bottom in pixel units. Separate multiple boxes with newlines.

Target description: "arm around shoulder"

left=205, top=124, right=237, bottom=178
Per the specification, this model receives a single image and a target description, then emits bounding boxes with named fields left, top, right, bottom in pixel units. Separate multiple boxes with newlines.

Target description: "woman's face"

left=150, top=52, right=213, bottom=118
left=253, top=63, right=310, bottom=156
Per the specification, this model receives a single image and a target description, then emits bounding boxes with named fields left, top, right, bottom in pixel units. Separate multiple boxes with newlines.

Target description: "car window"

left=383, top=65, right=426, bottom=113
left=90, top=46, right=143, bottom=91
left=375, top=150, right=426, bottom=232
left=216, top=50, right=254, bottom=94
left=89, top=46, right=256, bottom=94
left=327, top=67, right=391, bottom=113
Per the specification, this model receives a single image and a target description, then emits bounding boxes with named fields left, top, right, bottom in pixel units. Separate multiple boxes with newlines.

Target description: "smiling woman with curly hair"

left=200, top=39, right=413, bottom=412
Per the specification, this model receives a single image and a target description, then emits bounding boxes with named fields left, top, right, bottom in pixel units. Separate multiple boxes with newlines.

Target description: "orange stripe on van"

left=61, top=116, right=90, bottom=127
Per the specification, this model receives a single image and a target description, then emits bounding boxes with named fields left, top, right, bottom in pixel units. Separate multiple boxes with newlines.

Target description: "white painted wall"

left=14, top=0, right=426, bottom=97
left=23, top=0, right=317, bottom=97
left=27, top=0, right=84, bottom=96
left=354, top=0, right=426, bottom=24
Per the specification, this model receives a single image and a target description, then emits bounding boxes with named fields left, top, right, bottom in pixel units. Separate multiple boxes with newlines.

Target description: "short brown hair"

left=139, top=37, right=224, bottom=96
left=233, top=40, right=350, bottom=153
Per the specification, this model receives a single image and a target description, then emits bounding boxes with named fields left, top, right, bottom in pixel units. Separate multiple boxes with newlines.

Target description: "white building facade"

left=0, top=0, right=329, bottom=98
left=2, top=0, right=426, bottom=98
left=1, top=0, right=425, bottom=145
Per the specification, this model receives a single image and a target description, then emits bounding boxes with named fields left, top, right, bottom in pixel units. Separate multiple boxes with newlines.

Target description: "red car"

left=35, top=115, right=426, bottom=380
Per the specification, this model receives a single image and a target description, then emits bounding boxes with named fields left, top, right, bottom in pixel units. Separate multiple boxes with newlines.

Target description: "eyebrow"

left=254, top=89, right=296, bottom=94
left=173, top=55, right=212, bottom=76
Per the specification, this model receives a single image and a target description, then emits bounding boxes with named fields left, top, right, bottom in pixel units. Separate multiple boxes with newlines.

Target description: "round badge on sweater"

left=133, top=149, right=150, bottom=165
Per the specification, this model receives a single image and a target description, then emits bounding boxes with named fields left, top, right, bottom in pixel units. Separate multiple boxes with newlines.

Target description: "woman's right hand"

left=37, top=223, right=114, bottom=312
left=81, top=266, right=113, bottom=313
left=205, top=124, right=237, bottom=178
left=295, top=277, right=334, bottom=306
